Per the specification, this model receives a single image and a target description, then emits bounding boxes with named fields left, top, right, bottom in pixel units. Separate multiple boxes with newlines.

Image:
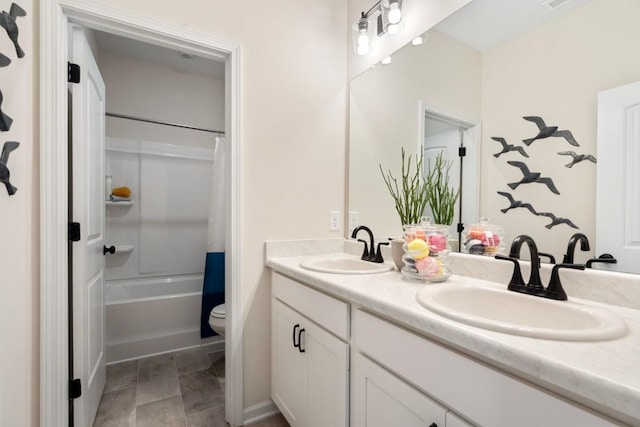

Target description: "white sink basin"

left=416, top=284, right=627, bottom=341
left=300, top=254, right=394, bottom=275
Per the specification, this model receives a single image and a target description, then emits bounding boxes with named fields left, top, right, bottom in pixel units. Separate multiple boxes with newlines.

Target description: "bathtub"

left=105, top=274, right=222, bottom=362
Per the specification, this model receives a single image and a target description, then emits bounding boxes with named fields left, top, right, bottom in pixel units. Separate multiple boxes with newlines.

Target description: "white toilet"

left=208, top=303, right=226, bottom=336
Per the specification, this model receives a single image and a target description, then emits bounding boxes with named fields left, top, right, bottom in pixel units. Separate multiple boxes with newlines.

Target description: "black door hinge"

left=68, top=222, right=81, bottom=242
left=68, top=62, right=80, bottom=84
left=69, top=378, right=82, bottom=400
left=457, top=222, right=465, bottom=233
left=458, top=146, right=467, bottom=157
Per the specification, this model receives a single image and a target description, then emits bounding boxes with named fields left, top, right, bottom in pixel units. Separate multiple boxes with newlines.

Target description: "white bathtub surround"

left=265, top=239, right=640, bottom=425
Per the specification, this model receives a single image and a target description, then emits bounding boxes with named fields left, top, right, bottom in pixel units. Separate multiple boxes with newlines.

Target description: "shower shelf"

left=106, top=200, right=134, bottom=207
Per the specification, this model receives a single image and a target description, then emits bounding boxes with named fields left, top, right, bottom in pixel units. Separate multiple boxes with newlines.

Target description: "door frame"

left=39, top=1, right=244, bottom=426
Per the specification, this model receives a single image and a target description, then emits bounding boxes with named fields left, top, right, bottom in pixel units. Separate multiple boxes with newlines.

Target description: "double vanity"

left=266, top=239, right=640, bottom=426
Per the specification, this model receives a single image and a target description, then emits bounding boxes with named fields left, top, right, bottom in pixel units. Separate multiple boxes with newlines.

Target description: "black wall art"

left=497, top=191, right=538, bottom=215
left=0, top=89, right=12, bottom=131
left=557, top=150, right=597, bottom=168
left=522, top=116, right=579, bottom=146
left=0, top=2, right=27, bottom=58
left=536, top=212, right=578, bottom=230
left=1, top=141, right=19, bottom=195
left=507, top=161, right=560, bottom=194
left=0, top=52, right=9, bottom=67
left=491, top=137, right=529, bottom=158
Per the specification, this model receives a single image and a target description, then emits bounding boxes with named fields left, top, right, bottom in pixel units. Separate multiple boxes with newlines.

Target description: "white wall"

left=481, top=0, right=640, bottom=263
left=3, top=0, right=348, bottom=421
left=98, top=51, right=224, bottom=147
left=0, top=0, right=38, bottom=426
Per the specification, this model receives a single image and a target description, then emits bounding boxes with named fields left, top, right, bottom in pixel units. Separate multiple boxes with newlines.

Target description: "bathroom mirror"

left=348, top=0, right=640, bottom=269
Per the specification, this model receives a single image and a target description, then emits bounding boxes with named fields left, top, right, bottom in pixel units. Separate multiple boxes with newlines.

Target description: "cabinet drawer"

left=353, top=309, right=615, bottom=427
left=272, top=272, right=349, bottom=340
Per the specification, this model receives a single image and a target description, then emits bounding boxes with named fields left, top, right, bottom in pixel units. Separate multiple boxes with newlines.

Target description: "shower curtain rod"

left=106, top=112, right=225, bottom=135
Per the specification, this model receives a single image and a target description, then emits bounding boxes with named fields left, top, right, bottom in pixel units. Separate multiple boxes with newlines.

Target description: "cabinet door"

left=352, top=353, right=447, bottom=427
left=272, top=300, right=307, bottom=427
left=305, top=318, right=349, bottom=427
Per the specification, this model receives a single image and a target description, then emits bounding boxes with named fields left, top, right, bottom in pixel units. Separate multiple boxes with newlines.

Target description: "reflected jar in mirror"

left=463, top=217, right=506, bottom=256
left=401, top=219, right=452, bottom=282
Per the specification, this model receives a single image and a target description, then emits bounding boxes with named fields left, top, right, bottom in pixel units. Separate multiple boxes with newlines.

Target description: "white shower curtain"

left=201, top=136, right=226, bottom=337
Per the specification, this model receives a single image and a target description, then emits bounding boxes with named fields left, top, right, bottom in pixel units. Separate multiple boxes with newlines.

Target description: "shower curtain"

left=200, top=136, right=226, bottom=337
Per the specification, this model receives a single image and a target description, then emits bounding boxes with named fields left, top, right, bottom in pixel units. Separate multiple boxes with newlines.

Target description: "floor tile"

left=185, top=405, right=226, bottom=427
left=175, top=348, right=212, bottom=375
left=179, top=367, right=224, bottom=415
left=138, top=352, right=175, bottom=369
left=93, top=386, right=136, bottom=427
left=136, top=395, right=186, bottom=427
left=209, top=351, right=225, bottom=380
left=247, top=413, right=289, bottom=427
left=137, top=360, right=181, bottom=406
left=104, top=360, right=138, bottom=394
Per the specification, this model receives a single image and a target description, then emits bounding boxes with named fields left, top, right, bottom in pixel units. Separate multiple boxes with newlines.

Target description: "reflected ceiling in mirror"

left=348, top=0, right=640, bottom=269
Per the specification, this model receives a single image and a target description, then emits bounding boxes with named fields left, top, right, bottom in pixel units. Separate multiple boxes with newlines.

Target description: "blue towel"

left=200, top=252, right=225, bottom=338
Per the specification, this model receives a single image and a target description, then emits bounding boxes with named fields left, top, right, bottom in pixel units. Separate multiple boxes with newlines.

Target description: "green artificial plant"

left=425, top=152, right=460, bottom=225
left=379, top=148, right=430, bottom=226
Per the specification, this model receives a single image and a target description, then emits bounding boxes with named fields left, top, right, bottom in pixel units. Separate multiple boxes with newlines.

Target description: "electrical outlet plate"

left=329, top=210, right=341, bottom=231
left=349, top=211, right=360, bottom=232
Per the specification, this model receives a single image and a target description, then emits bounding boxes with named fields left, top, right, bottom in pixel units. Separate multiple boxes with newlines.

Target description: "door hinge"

left=457, top=222, right=465, bottom=233
left=68, top=222, right=81, bottom=242
left=68, top=62, right=80, bottom=84
left=69, top=378, right=82, bottom=400
left=458, top=146, right=467, bottom=157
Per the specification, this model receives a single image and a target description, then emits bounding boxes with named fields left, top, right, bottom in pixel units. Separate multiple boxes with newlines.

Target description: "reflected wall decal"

left=491, top=137, right=529, bottom=158
left=507, top=161, right=560, bottom=195
left=536, top=212, right=579, bottom=230
left=0, top=52, right=9, bottom=67
left=497, top=191, right=538, bottom=215
left=522, top=116, right=579, bottom=146
left=0, top=141, right=19, bottom=195
left=557, top=150, right=597, bottom=168
left=0, top=2, right=27, bottom=58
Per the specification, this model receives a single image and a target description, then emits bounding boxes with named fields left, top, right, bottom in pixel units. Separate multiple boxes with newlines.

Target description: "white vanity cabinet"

left=271, top=273, right=349, bottom=427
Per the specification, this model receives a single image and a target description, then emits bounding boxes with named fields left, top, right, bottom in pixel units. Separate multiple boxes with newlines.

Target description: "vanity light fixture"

left=378, top=0, right=403, bottom=36
left=353, top=12, right=372, bottom=56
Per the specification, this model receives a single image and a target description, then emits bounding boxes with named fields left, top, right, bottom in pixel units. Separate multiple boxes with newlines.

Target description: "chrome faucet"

left=562, top=233, right=590, bottom=264
left=496, top=235, right=584, bottom=301
left=351, top=225, right=388, bottom=263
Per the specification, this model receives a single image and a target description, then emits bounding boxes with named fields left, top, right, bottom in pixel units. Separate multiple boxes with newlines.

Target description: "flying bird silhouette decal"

left=497, top=191, right=538, bottom=215
left=0, top=90, right=13, bottom=132
left=557, top=151, right=597, bottom=168
left=0, top=52, right=9, bottom=67
left=522, top=116, right=579, bottom=147
left=491, top=137, right=529, bottom=158
left=0, top=141, right=19, bottom=195
left=506, top=161, right=560, bottom=195
left=0, top=3, right=27, bottom=58
left=536, top=212, right=578, bottom=230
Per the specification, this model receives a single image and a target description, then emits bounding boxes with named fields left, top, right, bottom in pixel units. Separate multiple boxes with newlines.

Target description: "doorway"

left=41, top=3, right=243, bottom=426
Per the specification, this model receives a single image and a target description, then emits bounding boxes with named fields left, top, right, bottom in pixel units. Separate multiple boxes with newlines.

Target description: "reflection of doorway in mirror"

left=421, top=108, right=480, bottom=250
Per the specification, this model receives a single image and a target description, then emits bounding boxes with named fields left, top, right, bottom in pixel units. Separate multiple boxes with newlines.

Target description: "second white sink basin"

left=416, top=283, right=627, bottom=341
left=300, top=254, right=394, bottom=274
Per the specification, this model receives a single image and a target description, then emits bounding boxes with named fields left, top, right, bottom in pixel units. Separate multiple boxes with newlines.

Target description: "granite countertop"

left=266, top=242, right=640, bottom=425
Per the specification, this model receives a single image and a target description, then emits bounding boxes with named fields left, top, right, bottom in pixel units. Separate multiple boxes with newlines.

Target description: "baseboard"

left=242, top=400, right=280, bottom=425
left=107, top=334, right=225, bottom=364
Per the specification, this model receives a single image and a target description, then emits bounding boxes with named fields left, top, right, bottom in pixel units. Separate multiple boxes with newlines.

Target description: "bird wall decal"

left=0, top=3, right=27, bottom=58
left=557, top=151, right=597, bottom=168
left=0, top=90, right=13, bottom=132
left=506, top=161, right=560, bottom=194
left=491, top=137, right=529, bottom=158
left=536, top=212, right=579, bottom=229
left=522, top=116, right=579, bottom=147
left=0, top=52, right=9, bottom=67
left=496, top=191, right=538, bottom=215
left=0, top=141, right=19, bottom=195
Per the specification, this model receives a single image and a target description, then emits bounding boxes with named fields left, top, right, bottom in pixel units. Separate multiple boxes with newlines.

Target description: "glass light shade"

left=353, top=15, right=372, bottom=56
left=379, top=0, right=403, bottom=37
left=387, top=23, right=400, bottom=34
left=387, top=2, right=402, bottom=24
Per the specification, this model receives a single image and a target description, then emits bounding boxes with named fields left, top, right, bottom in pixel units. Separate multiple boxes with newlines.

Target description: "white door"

left=424, top=128, right=461, bottom=229
left=70, top=26, right=107, bottom=427
left=596, top=81, right=640, bottom=274
left=351, top=352, right=447, bottom=427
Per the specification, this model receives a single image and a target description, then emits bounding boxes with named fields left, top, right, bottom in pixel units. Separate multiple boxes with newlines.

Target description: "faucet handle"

left=545, top=263, right=585, bottom=301
left=495, top=254, right=526, bottom=291
left=373, top=242, right=389, bottom=263
left=357, top=239, right=369, bottom=260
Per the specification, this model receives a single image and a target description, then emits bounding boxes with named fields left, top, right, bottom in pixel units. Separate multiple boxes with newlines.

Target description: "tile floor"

left=93, top=348, right=289, bottom=427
